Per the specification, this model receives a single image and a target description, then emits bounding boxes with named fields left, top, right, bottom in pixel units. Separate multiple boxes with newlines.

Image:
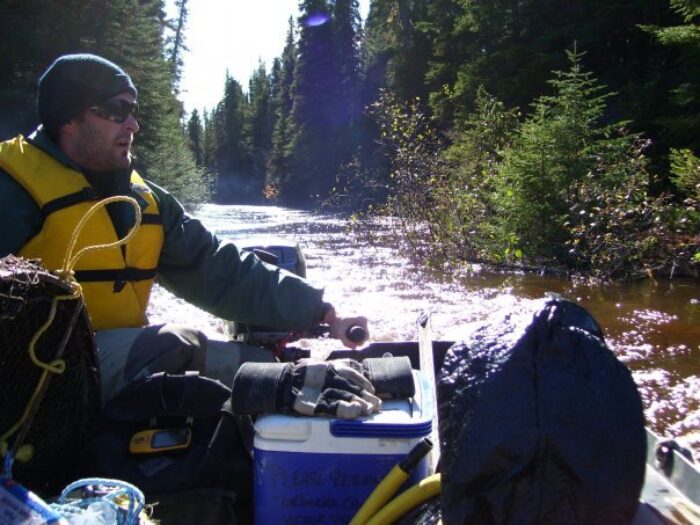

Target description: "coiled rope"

left=1, top=196, right=142, bottom=476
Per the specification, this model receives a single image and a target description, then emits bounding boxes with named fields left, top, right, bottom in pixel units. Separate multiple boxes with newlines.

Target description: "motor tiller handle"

left=279, top=325, right=367, bottom=362
left=346, top=325, right=368, bottom=344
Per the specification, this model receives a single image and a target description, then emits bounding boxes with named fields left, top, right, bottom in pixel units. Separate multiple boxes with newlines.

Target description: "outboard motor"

left=229, top=241, right=308, bottom=348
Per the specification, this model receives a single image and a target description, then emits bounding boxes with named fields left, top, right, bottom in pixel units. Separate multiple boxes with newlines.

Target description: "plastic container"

left=0, top=478, right=68, bottom=524
left=253, top=370, right=434, bottom=525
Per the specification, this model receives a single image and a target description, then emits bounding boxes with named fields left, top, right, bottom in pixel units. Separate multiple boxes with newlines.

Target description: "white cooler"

left=253, top=370, right=434, bottom=525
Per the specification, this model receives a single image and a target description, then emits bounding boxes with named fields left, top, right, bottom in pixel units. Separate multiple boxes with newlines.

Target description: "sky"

left=167, top=0, right=370, bottom=116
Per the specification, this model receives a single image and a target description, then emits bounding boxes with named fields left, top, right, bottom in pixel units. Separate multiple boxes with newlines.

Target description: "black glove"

left=232, top=358, right=382, bottom=419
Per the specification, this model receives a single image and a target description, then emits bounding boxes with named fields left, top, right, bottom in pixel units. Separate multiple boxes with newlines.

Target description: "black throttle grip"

left=346, top=325, right=367, bottom=343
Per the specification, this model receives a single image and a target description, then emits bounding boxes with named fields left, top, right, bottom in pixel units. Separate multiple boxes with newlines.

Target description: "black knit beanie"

left=37, top=53, right=137, bottom=137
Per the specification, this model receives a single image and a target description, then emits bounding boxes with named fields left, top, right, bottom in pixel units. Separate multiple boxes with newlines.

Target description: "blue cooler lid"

left=330, top=370, right=433, bottom=438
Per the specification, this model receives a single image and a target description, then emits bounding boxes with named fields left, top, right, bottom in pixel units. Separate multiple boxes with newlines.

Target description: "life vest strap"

left=74, top=267, right=157, bottom=293
left=42, top=187, right=96, bottom=217
left=140, top=213, right=162, bottom=225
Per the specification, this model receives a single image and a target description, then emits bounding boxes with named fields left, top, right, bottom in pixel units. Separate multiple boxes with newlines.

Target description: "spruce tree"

left=168, top=0, right=189, bottom=91
left=0, top=0, right=100, bottom=137
left=495, top=49, right=633, bottom=261
left=645, top=0, right=700, bottom=152
left=213, top=74, right=248, bottom=202
left=268, top=17, right=298, bottom=192
left=331, top=0, right=362, bottom=161
left=288, top=0, right=336, bottom=205
left=202, top=109, right=217, bottom=173
left=98, top=0, right=209, bottom=207
left=361, top=0, right=431, bottom=104
left=242, top=61, right=273, bottom=201
left=187, top=109, right=204, bottom=166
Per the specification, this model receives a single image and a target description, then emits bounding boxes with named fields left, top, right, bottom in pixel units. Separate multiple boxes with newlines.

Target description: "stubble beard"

left=79, top=135, right=133, bottom=172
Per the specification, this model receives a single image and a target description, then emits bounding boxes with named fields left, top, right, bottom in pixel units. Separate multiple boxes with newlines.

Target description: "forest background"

left=0, top=0, right=698, bottom=281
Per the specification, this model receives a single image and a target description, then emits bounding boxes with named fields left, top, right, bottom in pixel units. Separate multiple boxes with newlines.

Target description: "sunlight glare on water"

left=148, top=204, right=700, bottom=453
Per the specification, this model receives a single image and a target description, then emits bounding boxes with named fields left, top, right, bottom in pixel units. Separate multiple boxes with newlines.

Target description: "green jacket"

left=0, top=128, right=326, bottom=330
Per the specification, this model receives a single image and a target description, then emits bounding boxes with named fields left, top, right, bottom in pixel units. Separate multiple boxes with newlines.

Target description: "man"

left=0, top=53, right=369, bottom=403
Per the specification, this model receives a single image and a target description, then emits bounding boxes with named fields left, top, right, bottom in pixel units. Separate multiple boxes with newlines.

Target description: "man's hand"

left=323, top=306, right=369, bottom=349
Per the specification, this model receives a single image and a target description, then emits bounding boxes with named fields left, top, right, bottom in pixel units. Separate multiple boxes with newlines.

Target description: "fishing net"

left=0, top=255, right=100, bottom=497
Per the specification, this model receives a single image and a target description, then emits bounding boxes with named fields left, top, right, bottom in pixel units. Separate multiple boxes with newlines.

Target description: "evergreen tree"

left=213, top=74, right=248, bottom=202
left=423, top=0, right=674, bottom=131
left=362, top=0, right=431, bottom=104
left=0, top=0, right=207, bottom=206
left=242, top=61, right=273, bottom=200
left=288, top=0, right=336, bottom=205
left=0, top=0, right=102, bottom=137
left=331, top=0, right=362, bottom=154
left=645, top=0, right=700, bottom=152
left=495, top=49, right=634, bottom=261
left=168, top=0, right=189, bottom=91
left=202, top=109, right=217, bottom=172
left=187, top=109, right=204, bottom=166
left=268, top=18, right=297, bottom=192
left=357, top=0, right=432, bottom=189
left=268, top=57, right=282, bottom=130
left=282, top=0, right=365, bottom=205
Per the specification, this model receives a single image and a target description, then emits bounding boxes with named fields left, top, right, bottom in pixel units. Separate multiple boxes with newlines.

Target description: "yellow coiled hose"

left=350, top=437, right=438, bottom=525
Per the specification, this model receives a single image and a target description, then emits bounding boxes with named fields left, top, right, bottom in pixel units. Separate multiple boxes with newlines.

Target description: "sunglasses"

left=88, top=98, right=139, bottom=123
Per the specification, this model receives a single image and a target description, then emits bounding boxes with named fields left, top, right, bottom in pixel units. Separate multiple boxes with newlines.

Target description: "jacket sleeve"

left=148, top=181, right=326, bottom=331
left=0, top=169, right=44, bottom=258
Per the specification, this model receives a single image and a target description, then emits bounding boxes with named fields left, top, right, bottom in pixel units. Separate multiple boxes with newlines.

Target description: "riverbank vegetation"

left=356, top=51, right=699, bottom=281
left=0, top=0, right=698, bottom=279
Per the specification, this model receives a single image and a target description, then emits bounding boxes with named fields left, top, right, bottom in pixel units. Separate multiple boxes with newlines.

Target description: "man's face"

left=61, top=93, right=140, bottom=172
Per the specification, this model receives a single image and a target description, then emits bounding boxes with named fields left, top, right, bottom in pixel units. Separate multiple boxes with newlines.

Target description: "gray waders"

left=96, top=323, right=276, bottom=405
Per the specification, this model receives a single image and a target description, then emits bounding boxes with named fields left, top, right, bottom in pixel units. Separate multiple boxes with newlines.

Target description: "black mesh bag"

left=0, top=255, right=100, bottom=497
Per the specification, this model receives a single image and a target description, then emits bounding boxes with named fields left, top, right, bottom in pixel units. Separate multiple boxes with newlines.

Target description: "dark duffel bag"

left=83, top=371, right=254, bottom=524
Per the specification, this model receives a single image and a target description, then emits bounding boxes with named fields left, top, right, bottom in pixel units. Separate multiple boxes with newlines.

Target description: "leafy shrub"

left=565, top=139, right=695, bottom=280
left=351, top=89, right=517, bottom=269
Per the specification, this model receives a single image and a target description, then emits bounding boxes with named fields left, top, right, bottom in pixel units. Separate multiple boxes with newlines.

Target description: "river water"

left=148, top=204, right=700, bottom=451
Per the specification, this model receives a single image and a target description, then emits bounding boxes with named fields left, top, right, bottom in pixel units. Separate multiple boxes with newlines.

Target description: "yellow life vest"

left=0, top=135, right=164, bottom=330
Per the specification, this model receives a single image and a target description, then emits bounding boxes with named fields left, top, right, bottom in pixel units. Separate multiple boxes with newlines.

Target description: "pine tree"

left=495, top=49, right=634, bottom=260
left=362, top=0, right=431, bottom=104
left=288, top=0, right=336, bottom=204
left=0, top=0, right=102, bottom=137
left=242, top=61, right=273, bottom=200
left=187, top=109, right=204, bottom=166
left=168, top=0, right=189, bottom=91
left=645, top=0, right=700, bottom=152
left=331, top=0, right=361, bottom=140
left=213, top=74, right=248, bottom=202
left=268, top=18, right=297, bottom=191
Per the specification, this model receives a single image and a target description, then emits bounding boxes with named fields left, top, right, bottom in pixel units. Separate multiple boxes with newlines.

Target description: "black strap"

left=74, top=266, right=157, bottom=292
left=140, top=213, right=162, bottom=225
left=41, top=188, right=162, bottom=225
left=41, top=187, right=96, bottom=217
left=362, top=356, right=416, bottom=399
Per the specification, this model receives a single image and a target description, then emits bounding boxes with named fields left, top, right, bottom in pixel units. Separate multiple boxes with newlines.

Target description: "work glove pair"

left=231, top=356, right=415, bottom=419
